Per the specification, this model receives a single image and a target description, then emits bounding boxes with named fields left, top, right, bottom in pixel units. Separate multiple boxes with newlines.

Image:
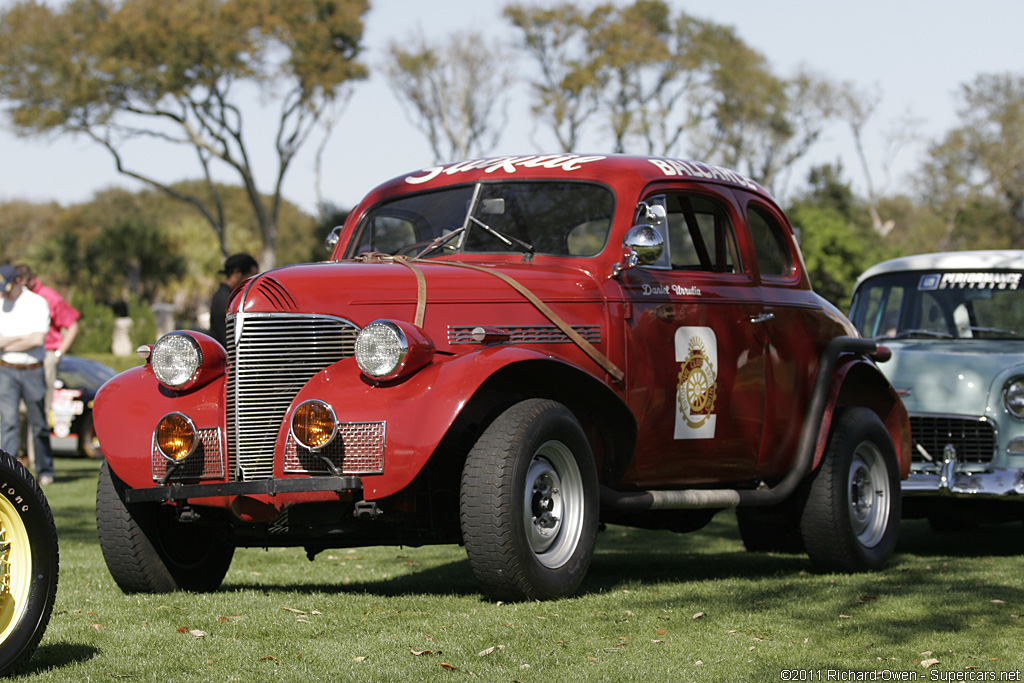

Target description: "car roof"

left=366, top=153, right=774, bottom=202
left=855, top=250, right=1024, bottom=288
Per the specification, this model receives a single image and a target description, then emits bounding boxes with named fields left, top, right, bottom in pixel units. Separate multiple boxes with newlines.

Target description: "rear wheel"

left=460, top=399, right=598, bottom=601
left=736, top=493, right=806, bottom=554
left=96, top=461, right=234, bottom=593
left=800, top=407, right=901, bottom=572
left=0, top=450, right=58, bottom=676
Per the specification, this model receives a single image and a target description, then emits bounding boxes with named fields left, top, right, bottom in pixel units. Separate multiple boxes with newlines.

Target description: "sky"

left=0, top=0, right=1021, bottom=215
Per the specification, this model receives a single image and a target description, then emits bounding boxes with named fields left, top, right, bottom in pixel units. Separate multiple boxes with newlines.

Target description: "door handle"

left=750, top=313, right=774, bottom=324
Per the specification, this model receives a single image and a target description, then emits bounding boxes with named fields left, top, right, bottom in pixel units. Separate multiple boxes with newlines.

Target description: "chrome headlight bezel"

left=355, top=321, right=408, bottom=378
left=1004, top=377, right=1024, bottom=419
left=354, top=319, right=435, bottom=382
left=151, top=333, right=203, bottom=389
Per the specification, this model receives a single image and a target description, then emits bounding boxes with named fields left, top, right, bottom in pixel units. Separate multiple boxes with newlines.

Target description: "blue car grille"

left=909, top=415, right=996, bottom=465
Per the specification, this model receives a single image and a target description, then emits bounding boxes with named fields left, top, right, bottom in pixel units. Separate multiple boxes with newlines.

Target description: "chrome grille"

left=448, top=324, right=601, bottom=344
left=226, top=314, right=360, bottom=480
left=910, top=415, right=997, bottom=465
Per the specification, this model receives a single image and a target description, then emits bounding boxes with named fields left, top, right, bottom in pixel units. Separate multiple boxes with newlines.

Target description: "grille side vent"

left=448, top=324, right=601, bottom=345
left=249, top=276, right=298, bottom=311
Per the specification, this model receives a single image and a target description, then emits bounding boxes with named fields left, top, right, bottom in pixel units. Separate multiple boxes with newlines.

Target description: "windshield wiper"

left=415, top=226, right=467, bottom=258
left=963, top=326, right=1024, bottom=339
left=888, top=329, right=955, bottom=340
left=468, top=216, right=535, bottom=255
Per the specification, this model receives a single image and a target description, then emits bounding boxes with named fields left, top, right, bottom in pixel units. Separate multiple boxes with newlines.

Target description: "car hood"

left=232, top=258, right=605, bottom=327
left=879, top=339, right=1024, bottom=415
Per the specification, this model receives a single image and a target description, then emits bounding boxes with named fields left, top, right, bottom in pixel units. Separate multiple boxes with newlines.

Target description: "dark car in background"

left=50, top=355, right=117, bottom=458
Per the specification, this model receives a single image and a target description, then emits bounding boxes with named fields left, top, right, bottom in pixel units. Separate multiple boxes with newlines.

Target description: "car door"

left=621, top=186, right=769, bottom=488
left=736, top=195, right=830, bottom=481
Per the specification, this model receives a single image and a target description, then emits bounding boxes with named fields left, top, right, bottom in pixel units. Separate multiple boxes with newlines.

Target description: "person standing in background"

left=17, top=265, right=80, bottom=430
left=209, top=253, right=259, bottom=348
left=0, top=264, right=54, bottom=485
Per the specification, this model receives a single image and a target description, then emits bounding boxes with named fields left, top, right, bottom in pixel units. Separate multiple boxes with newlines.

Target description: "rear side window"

left=747, top=206, right=793, bottom=278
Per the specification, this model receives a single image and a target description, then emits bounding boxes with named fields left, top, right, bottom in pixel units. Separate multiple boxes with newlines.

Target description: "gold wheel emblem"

left=677, top=336, right=717, bottom=428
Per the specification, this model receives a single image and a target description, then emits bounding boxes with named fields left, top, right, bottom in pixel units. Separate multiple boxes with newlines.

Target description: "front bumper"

left=124, top=476, right=362, bottom=504
left=903, top=455, right=1024, bottom=499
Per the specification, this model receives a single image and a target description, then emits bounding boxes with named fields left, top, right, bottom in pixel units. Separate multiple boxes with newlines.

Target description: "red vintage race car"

left=94, top=154, right=911, bottom=600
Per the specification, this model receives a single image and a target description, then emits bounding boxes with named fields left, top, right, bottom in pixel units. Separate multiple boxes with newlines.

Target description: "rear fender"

left=814, top=357, right=912, bottom=478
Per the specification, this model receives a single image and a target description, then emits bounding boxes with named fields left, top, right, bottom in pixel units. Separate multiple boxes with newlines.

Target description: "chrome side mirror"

left=612, top=224, right=665, bottom=278
left=325, top=225, right=343, bottom=250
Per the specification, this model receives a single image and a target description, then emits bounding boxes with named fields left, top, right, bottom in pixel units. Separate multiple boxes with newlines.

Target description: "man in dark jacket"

left=209, top=253, right=259, bottom=348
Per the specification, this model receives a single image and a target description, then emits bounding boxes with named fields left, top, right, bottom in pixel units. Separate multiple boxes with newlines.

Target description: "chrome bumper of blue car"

left=903, top=460, right=1024, bottom=498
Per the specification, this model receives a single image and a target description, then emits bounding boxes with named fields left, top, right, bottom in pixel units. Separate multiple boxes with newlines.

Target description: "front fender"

left=285, top=346, right=589, bottom=500
left=94, top=366, right=227, bottom=490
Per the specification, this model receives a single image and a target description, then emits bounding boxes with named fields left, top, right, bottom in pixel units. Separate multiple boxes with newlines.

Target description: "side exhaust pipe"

left=601, top=336, right=884, bottom=511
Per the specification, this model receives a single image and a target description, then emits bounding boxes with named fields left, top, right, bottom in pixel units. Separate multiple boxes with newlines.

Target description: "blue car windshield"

left=851, top=270, right=1024, bottom=340
left=345, top=181, right=614, bottom=259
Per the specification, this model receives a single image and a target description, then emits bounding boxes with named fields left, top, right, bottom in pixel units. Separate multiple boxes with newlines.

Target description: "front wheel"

left=0, top=450, right=59, bottom=677
left=800, top=407, right=901, bottom=572
left=460, top=399, right=599, bottom=601
left=96, top=462, right=234, bottom=593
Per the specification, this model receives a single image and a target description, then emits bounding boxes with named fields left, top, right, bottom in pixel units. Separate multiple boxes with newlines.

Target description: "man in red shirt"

left=16, top=266, right=80, bottom=471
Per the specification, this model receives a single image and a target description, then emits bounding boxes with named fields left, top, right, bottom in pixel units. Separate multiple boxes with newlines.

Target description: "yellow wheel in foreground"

left=0, top=452, right=59, bottom=676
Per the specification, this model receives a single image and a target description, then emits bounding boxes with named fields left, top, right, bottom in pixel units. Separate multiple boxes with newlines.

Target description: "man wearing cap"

left=209, top=253, right=259, bottom=348
left=0, top=264, right=54, bottom=485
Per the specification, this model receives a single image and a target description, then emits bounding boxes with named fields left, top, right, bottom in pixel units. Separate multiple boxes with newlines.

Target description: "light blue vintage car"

left=850, top=250, right=1024, bottom=528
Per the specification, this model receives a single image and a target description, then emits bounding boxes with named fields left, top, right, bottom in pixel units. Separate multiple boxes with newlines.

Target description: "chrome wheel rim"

left=848, top=442, right=890, bottom=548
left=523, top=440, right=584, bottom=569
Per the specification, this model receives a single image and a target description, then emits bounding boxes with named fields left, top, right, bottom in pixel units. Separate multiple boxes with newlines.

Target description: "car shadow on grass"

left=20, top=642, right=99, bottom=676
left=223, top=556, right=482, bottom=598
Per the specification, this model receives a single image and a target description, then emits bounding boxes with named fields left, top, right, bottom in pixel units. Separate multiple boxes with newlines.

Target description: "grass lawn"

left=16, top=456, right=1024, bottom=681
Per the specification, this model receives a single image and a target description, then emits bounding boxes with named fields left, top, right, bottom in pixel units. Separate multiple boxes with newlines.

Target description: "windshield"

left=850, top=270, right=1024, bottom=340
left=345, top=181, right=614, bottom=259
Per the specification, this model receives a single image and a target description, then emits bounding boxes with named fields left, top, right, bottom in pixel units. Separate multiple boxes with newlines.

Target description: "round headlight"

left=1004, top=378, right=1024, bottom=419
left=291, top=400, right=338, bottom=451
left=151, top=333, right=202, bottom=388
left=355, top=321, right=407, bottom=378
left=155, top=412, right=198, bottom=462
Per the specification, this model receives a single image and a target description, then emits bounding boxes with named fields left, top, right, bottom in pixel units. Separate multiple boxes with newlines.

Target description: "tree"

left=385, top=30, right=512, bottom=163
left=787, top=164, right=885, bottom=308
left=0, top=0, right=368, bottom=269
left=506, top=2, right=615, bottom=152
left=690, top=22, right=838, bottom=195
left=916, top=73, right=1024, bottom=249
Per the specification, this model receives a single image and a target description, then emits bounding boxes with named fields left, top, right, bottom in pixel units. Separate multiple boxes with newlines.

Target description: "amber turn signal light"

left=291, top=400, right=338, bottom=451
left=155, top=412, right=198, bottom=462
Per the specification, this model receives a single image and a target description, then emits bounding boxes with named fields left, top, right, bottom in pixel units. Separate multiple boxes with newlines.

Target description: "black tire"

left=79, top=416, right=103, bottom=459
left=0, top=450, right=59, bottom=677
left=736, top=494, right=806, bottom=554
left=96, top=461, right=234, bottom=593
left=800, top=407, right=901, bottom=572
left=460, top=399, right=599, bottom=601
